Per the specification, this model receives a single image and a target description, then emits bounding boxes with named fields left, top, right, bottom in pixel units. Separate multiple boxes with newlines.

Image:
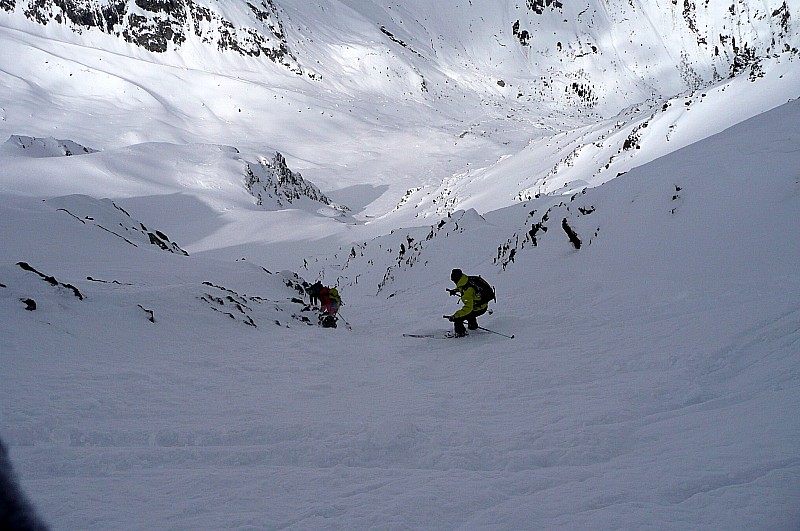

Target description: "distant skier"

left=444, top=268, right=495, bottom=337
left=308, top=280, right=323, bottom=307
left=318, top=285, right=342, bottom=328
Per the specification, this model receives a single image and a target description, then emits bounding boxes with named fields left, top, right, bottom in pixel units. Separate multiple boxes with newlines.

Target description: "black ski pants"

left=453, top=306, right=487, bottom=336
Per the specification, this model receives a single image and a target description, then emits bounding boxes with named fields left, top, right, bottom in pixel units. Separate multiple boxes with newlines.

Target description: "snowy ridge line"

left=446, top=53, right=800, bottom=215
left=3, top=0, right=798, bottom=114
left=1, top=134, right=97, bottom=157
left=16, top=261, right=84, bottom=300
left=48, top=195, right=189, bottom=255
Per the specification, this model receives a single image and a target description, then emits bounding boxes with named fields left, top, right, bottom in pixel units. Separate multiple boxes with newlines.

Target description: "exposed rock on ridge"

left=6, top=0, right=306, bottom=75
left=245, top=152, right=348, bottom=213
left=1, top=135, right=97, bottom=157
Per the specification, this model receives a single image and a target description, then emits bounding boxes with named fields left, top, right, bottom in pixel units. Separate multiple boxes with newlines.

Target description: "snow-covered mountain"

left=1, top=1, right=799, bottom=529
left=4, top=0, right=796, bottom=101
left=1, top=0, right=798, bottom=225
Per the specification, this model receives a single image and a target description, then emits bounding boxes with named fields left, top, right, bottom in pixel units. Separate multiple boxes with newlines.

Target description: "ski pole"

left=477, top=326, right=515, bottom=339
left=337, top=311, right=352, bottom=330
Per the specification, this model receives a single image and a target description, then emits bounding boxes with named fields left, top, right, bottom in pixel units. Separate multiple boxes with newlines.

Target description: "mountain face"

left=3, top=0, right=304, bottom=73
left=3, top=0, right=797, bottom=115
left=245, top=151, right=348, bottom=212
left=0, top=0, right=798, bottom=226
left=0, top=0, right=800, bottom=224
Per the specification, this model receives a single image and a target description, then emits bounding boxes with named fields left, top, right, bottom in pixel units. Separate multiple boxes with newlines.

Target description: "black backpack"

left=466, top=275, right=496, bottom=303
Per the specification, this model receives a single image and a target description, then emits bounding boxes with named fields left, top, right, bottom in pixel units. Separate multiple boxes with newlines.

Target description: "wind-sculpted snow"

left=1, top=135, right=97, bottom=157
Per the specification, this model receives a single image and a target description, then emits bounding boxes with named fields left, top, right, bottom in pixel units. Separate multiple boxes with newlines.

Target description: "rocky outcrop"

left=245, top=152, right=348, bottom=213
left=17, top=261, right=85, bottom=300
left=1, top=135, right=97, bottom=157
left=526, top=0, right=563, bottom=16
left=48, top=195, right=189, bottom=256
left=13, top=0, right=305, bottom=75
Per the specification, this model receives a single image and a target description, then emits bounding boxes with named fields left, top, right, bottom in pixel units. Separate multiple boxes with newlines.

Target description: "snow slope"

left=2, top=98, right=799, bottom=529
left=1, top=0, right=800, bottom=528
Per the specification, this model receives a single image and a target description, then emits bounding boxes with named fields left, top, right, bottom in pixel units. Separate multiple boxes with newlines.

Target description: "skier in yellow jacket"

left=445, top=268, right=489, bottom=337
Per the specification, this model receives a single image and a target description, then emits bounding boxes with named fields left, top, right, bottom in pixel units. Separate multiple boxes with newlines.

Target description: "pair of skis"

left=404, top=326, right=514, bottom=340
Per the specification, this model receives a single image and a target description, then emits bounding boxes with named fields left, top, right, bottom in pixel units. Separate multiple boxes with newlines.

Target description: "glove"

left=443, top=314, right=455, bottom=322
left=446, top=288, right=457, bottom=295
